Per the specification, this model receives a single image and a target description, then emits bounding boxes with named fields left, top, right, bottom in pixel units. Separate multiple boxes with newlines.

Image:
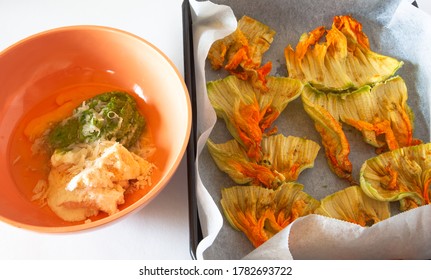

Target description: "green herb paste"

left=48, top=91, right=145, bottom=149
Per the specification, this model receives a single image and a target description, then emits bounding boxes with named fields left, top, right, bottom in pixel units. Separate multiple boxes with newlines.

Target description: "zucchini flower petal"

left=315, top=186, right=390, bottom=226
left=220, top=183, right=320, bottom=247
left=342, top=76, right=418, bottom=150
left=285, top=15, right=403, bottom=91
left=207, top=75, right=303, bottom=161
left=260, top=134, right=321, bottom=182
left=207, top=138, right=284, bottom=188
left=333, top=15, right=370, bottom=51
left=207, top=134, right=320, bottom=188
left=301, top=85, right=353, bottom=182
left=360, top=143, right=431, bottom=211
left=207, top=15, right=276, bottom=90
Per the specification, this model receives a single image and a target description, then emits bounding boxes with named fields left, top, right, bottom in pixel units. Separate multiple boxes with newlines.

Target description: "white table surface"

left=0, top=0, right=191, bottom=260
left=0, top=0, right=430, bottom=261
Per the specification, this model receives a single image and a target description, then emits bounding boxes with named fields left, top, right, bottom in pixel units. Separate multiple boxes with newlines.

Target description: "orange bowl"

left=0, top=26, right=191, bottom=232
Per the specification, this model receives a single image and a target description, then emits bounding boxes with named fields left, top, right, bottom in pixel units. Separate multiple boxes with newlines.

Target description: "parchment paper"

left=190, top=0, right=431, bottom=259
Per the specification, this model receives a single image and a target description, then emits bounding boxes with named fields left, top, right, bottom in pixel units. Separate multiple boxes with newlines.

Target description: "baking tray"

left=182, top=0, right=423, bottom=260
left=182, top=0, right=202, bottom=260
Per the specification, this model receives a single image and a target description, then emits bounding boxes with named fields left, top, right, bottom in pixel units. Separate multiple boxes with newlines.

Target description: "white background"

left=0, top=0, right=430, bottom=260
left=416, top=0, right=431, bottom=12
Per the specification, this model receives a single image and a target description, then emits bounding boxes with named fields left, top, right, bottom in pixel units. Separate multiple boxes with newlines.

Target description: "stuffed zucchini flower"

left=207, top=75, right=303, bottom=161
left=285, top=15, right=403, bottom=91
left=315, top=186, right=390, bottom=226
left=207, top=15, right=276, bottom=90
left=360, top=143, right=431, bottom=211
left=220, top=183, right=320, bottom=247
left=302, top=76, right=419, bottom=182
left=207, top=134, right=320, bottom=188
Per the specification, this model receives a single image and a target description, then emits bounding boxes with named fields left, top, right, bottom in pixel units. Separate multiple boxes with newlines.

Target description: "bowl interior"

left=0, top=26, right=191, bottom=232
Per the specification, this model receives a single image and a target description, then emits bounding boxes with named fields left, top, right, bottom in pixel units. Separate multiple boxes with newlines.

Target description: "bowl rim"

left=0, top=25, right=192, bottom=233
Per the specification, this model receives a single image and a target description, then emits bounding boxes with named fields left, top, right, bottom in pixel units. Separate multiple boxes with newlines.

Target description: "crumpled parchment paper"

left=189, top=0, right=431, bottom=259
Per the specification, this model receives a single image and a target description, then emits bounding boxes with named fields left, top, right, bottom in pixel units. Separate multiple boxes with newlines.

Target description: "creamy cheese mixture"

left=33, top=140, right=154, bottom=222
